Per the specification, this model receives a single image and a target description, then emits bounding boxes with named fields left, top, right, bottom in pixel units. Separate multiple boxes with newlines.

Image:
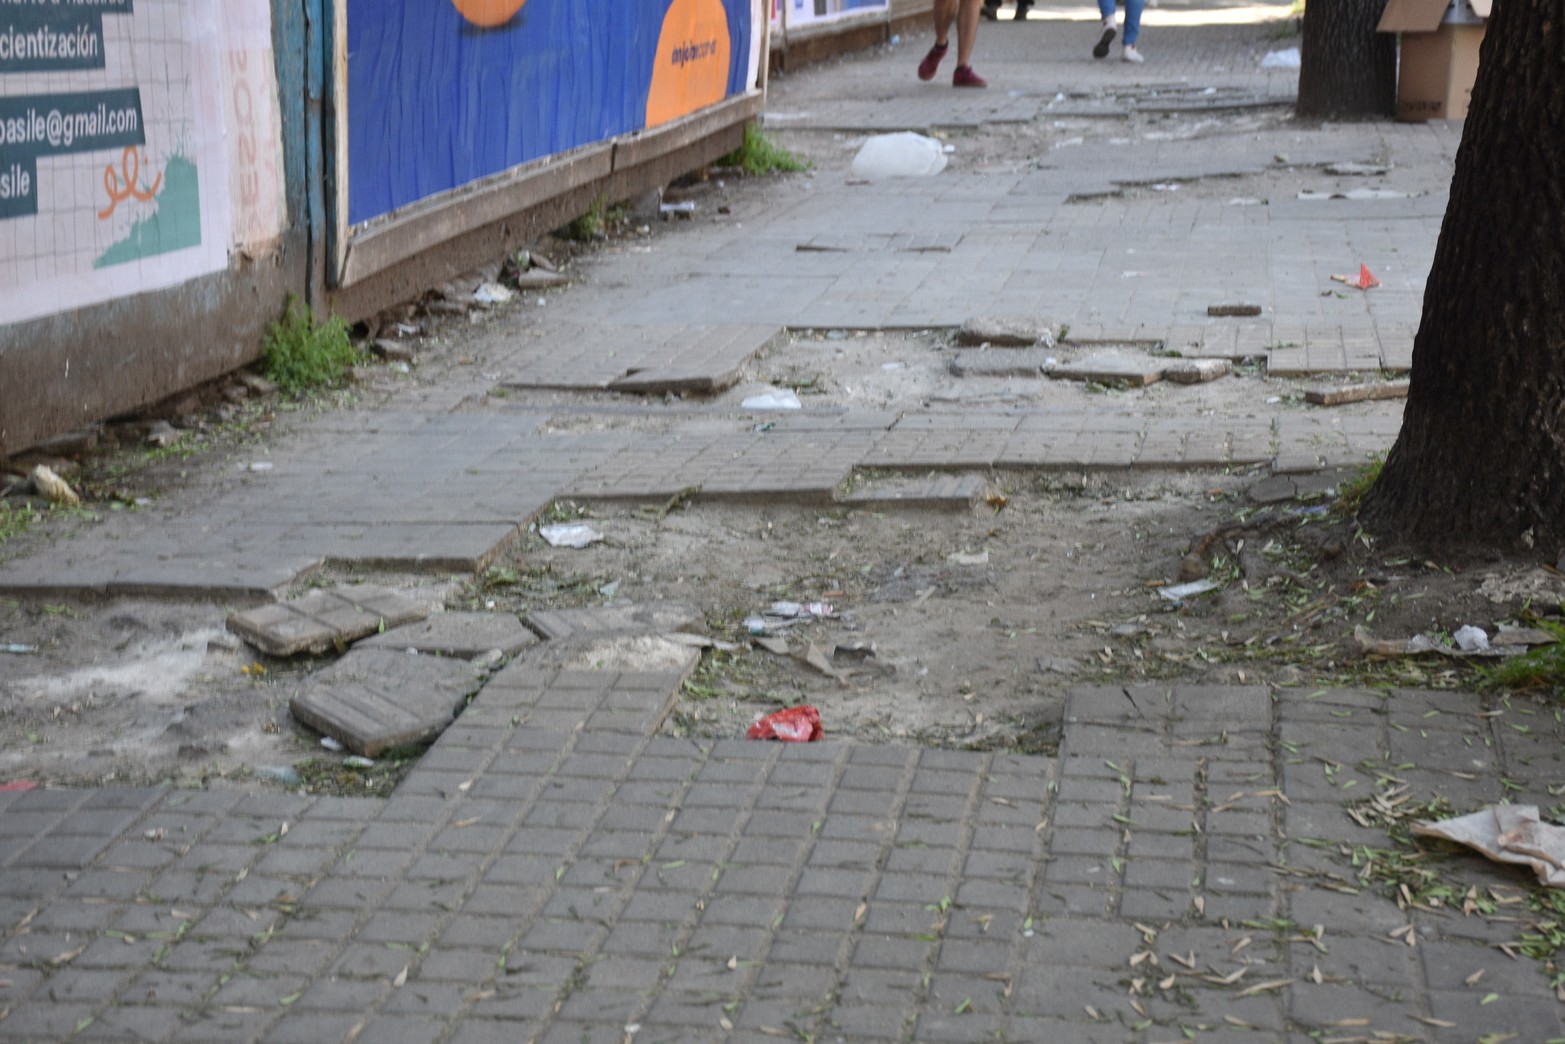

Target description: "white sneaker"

left=1092, top=17, right=1117, bottom=59
left=1122, top=44, right=1145, bottom=63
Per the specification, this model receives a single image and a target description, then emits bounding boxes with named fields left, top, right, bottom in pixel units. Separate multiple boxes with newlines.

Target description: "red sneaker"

left=917, top=41, right=948, bottom=81
left=952, top=64, right=988, bottom=88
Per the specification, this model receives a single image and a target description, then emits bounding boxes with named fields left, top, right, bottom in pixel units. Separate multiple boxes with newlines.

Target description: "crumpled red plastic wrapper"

left=1330, top=264, right=1380, bottom=290
left=746, top=705, right=823, bottom=742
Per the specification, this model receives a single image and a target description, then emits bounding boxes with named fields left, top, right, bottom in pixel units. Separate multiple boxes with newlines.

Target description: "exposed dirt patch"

left=1, top=456, right=1551, bottom=794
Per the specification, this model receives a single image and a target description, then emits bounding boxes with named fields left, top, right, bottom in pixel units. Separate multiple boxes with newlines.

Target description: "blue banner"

left=347, top=0, right=754, bottom=227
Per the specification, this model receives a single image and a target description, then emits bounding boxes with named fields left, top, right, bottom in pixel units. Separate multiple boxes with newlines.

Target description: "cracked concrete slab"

left=358, top=611, right=541, bottom=659
left=288, top=648, right=486, bottom=756
left=227, top=586, right=432, bottom=656
left=525, top=602, right=704, bottom=644
left=1050, top=353, right=1167, bottom=387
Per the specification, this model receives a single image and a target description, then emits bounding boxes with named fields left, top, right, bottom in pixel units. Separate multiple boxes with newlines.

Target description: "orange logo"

left=645, top=0, right=731, bottom=128
left=449, top=0, right=527, bottom=27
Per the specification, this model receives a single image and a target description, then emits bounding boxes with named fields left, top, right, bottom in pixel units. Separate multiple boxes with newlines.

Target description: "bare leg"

left=932, top=0, right=957, bottom=45
left=955, top=0, right=982, bottom=67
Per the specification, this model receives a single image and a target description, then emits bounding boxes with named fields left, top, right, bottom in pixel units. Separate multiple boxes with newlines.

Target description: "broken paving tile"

left=289, top=649, right=484, bottom=757
left=227, top=585, right=431, bottom=656
left=949, top=348, right=1055, bottom=378
left=843, top=472, right=988, bottom=510
left=1165, top=358, right=1232, bottom=384
left=1049, top=353, right=1166, bottom=387
left=956, top=316, right=1054, bottom=347
left=525, top=602, right=703, bottom=644
left=1303, top=380, right=1409, bottom=406
left=357, top=612, right=541, bottom=659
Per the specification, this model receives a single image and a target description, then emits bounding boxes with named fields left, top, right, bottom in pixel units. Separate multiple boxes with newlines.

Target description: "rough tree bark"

left=1360, top=0, right=1565, bottom=554
left=1296, top=0, right=1397, bottom=119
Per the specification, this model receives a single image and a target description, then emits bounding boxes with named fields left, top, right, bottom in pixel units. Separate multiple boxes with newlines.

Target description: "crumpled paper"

left=1412, top=805, right=1565, bottom=888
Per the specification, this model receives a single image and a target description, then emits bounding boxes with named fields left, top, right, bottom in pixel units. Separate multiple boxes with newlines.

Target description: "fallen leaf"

left=1234, top=978, right=1293, bottom=998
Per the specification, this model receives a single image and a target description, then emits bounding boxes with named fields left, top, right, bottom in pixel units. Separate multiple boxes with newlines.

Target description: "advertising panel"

left=346, top=0, right=761, bottom=229
left=784, top=0, right=887, bottom=28
left=0, top=2, right=283, bottom=327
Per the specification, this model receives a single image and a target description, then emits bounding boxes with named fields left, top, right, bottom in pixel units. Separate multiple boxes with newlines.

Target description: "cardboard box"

left=1378, top=0, right=1489, bottom=121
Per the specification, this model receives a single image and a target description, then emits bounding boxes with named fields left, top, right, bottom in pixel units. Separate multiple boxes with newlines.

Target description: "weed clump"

left=260, top=297, right=356, bottom=394
left=1332, top=452, right=1386, bottom=520
left=557, top=195, right=626, bottom=242
left=1486, top=618, right=1565, bottom=691
left=719, top=123, right=809, bottom=176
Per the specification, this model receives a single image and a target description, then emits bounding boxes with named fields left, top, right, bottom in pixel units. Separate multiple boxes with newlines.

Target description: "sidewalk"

left=5, top=2, right=1558, bottom=1041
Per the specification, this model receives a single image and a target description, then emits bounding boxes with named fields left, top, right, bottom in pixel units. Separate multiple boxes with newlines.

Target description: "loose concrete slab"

left=1049, top=352, right=1166, bottom=387
left=1165, top=358, right=1233, bottom=384
left=950, top=348, right=1055, bottom=378
left=1304, top=380, right=1410, bottom=406
left=843, top=472, right=989, bottom=510
left=289, top=648, right=484, bottom=756
left=227, top=585, right=431, bottom=656
left=956, top=316, right=1055, bottom=347
left=525, top=602, right=704, bottom=643
left=358, top=611, right=541, bottom=659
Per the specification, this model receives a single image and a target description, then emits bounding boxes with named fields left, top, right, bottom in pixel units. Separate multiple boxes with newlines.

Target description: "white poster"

left=0, top=0, right=239, bottom=326
left=784, top=0, right=888, bottom=28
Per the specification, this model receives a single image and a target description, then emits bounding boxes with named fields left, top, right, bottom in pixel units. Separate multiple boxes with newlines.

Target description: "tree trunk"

left=1360, top=0, right=1565, bottom=555
left=1296, top=0, right=1396, bottom=119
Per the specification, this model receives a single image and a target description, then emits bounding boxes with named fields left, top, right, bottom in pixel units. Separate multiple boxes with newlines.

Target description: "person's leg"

left=1092, top=0, right=1117, bottom=58
left=954, top=0, right=981, bottom=67
left=934, top=0, right=957, bottom=44
left=1121, top=0, right=1144, bottom=46
left=919, top=0, right=956, bottom=80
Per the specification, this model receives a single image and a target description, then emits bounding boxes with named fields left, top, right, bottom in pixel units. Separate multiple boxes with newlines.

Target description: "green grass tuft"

left=1485, top=618, right=1565, bottom=691
left=260, top=296, right=356, bottom=394
left=1332, top=452, right=1386, bottom=520
left=720, top=124, right=810, bottom=176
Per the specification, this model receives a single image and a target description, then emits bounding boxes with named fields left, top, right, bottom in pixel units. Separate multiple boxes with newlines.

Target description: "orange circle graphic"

left=645, top=0, right=732, bottom=128
left=450, top=0, right=527, bottom=28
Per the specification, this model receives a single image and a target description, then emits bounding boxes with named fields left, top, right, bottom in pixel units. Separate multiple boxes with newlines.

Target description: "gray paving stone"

left=1049, top=351, right=1166, bottom=387
left=229, top=585, right=432, bottom=656
left=357, top=611, right=540, bottom=658
left=956, top=315, right=1056, bottom=347
left=841, top=471, right=988, bottom=510
left=949, top=346, right=1055, bottom=377
left=1165, top=357, right=1233, bottom=384
left=289, top=648, right=484, bottom=756
left=524, top=601, right=703, bottom=643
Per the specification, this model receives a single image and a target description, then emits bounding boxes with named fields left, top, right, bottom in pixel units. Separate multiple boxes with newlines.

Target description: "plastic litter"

left=851, top=132, right=948, bottom=179
left=320, top=736, right=345, bottom=752
left=1354, top=625, right=1505, bottom=660
left=1, top=644, right=37, bottom=655
left=742, top=388, right=802, bottom=410
left=0, top=781, right=37, bottom=792
left=1453, top=625, right=1490, bottom=653
left=766, top=601, right=835, bottom=621
left=473, top=282, right=515, bottom=305
left=344, top=756, right=375, bottom=769
left=1413, top=806, right=1565, bottom=888
left=746, top=705, right=824, bottom=742
left=1158, top=579, right=1221, bottom=602
left=1261, top=47, right=1301, bottom=68
left=30, top=464, right=79, bottom=506
left=539, top=522, right=605, bottom=549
